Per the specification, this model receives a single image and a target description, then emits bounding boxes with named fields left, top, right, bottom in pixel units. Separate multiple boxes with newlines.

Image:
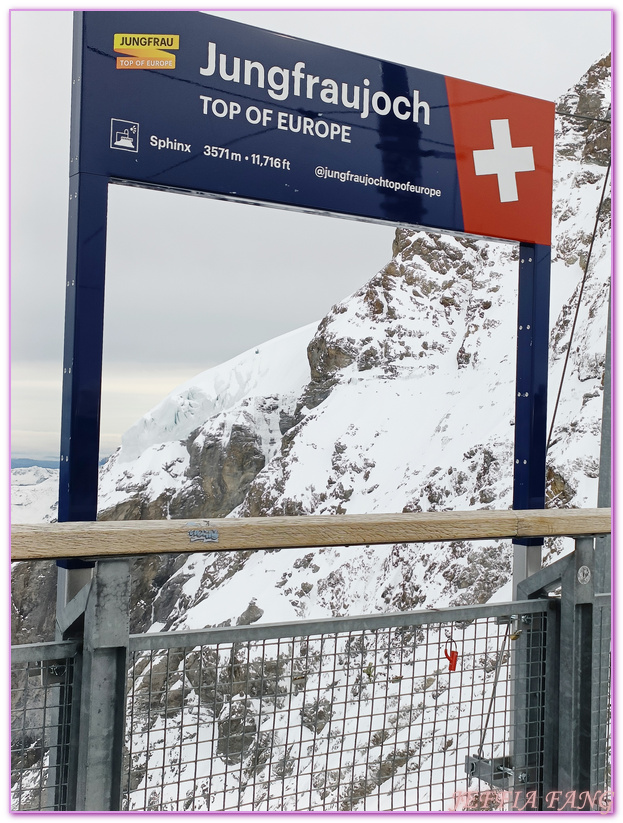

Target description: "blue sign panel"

left=74, top=10, right=553, bottom=244
left=74, top=11, right=459, bottom=234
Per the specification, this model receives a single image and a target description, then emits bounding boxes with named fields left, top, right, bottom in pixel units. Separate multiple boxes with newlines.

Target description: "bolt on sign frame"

left=59, top=11, right=554, bottom=576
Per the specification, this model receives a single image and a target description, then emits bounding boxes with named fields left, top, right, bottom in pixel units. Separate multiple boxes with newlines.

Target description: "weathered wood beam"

left=11, top=508, right=611, bottom=562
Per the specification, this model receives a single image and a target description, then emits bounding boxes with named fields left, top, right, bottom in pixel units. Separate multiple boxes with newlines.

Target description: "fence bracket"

left=465, top=755, right=517, bottom=788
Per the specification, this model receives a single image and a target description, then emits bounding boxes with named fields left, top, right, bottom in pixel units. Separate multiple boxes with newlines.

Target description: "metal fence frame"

left=11, top=639, right=80, bottom=811
left=123, top=598, right=550, bottom=812
left=516, top=535, right=612, bottom=810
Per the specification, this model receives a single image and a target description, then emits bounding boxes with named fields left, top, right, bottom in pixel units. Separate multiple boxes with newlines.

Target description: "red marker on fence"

left=445, top=640, right=458, bottom=671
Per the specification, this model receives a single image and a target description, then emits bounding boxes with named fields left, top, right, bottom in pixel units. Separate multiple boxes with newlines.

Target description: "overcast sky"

left=10, top=6, right=612, bottom=460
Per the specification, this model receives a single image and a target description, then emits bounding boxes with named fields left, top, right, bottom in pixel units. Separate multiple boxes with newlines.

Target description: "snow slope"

left=11, top=467, right=59, bottom=524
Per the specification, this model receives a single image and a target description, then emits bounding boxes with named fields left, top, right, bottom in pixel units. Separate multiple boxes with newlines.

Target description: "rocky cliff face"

left=237, top=232, right=519, bottom=527
left=543, top=53, right=611, bottom=562
left=12, top=55, right=610, bottom=638
left=96, top=56, right=610, bottom=632
left=97, top=324, right=314, bottom=523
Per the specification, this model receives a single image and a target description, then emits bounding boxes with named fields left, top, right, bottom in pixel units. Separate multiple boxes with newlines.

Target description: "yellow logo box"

left=114, top=34, right=179, bottom=70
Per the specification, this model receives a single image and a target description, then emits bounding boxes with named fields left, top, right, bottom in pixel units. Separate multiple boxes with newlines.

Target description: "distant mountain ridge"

left=11, top=466, right=59, bottom=525
left=11, top=457, right=110, bottom=469
left=11, top=458, right=60, bottom=469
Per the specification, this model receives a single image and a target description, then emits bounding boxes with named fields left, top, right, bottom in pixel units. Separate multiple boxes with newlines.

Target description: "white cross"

left=473, top=119, right=535, bottom=203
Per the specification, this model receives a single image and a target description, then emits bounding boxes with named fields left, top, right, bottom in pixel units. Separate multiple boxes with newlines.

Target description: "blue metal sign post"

left=512, top=243, right=551, bottom=586
left=59, top=11, right=555, bottom=574
left=59, top=174, right=109, bottom=525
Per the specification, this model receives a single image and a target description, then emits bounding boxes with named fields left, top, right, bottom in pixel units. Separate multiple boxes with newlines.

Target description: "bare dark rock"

left=293, top=553, right=315, bottom=570
left=456, top=345, right=471, bottom=368
left=279, top=410, right=298, bottom=434
left=11, top=561, right=57, bottom=645
left=130, top=555, right=189, bottom=633
left=307, top=327, right=356, bottom=381
left=357, top=346, right=381, bottom=371
left=185, top=422, right=266, bottom=518
left=217, top=698, right=257, bottom=763
left=236, top=599, right=264, bottom=626
left=546, top=466, right=577, bottom=507
left=301, top=697, right=333, bottom=734
left=296, top=377, right=337, bottom=413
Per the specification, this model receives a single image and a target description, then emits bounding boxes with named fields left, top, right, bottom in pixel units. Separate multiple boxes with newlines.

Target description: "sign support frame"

left=59, top=172, right=109, bottom=528
left=55, top=9, right=553, bottom=622
left=512, top=242, right=551, bottom=594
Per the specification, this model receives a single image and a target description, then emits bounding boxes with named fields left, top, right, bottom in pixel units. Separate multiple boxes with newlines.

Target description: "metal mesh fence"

left=10, top=642, right=78, bottom=811
left=592, top=598, right=611, bottom=799
left=123, top=605, right=548, bottom=812
left=10, top=597, right=611, bottom=812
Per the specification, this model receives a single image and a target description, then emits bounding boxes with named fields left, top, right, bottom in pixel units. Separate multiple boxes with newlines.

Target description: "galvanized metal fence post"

left=516, top=531, right=610, bottom=810
left=75, top=558, right=130, bottom=811
left=510, top=600, right=550, bottom=809
left=557, top=536, right=595, bottom=805
left=52, top=569, right=91, bottom=809
left=592, top=294, right=611, bottom=799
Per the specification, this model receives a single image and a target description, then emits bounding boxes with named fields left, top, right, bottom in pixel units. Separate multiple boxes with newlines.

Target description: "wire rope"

left=546, top=159, right=611, bottom=454
left=477, top=623, right=510, bottom=761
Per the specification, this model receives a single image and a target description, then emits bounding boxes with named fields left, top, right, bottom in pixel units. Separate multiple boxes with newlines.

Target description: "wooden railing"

left=11, top=508, right=611, bottom=561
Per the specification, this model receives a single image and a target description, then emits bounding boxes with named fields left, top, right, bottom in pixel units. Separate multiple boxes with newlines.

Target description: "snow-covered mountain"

left=12, top=54, right=610, bottom=636
left=11, top=467, right=59, bottom=524
left=11, top=54, right=610, bottom=813
left=91, top=54, right=610, bottom=633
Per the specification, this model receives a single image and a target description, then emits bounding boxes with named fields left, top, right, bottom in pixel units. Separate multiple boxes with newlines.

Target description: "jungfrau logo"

left=114, top=33, right=179, bottom=70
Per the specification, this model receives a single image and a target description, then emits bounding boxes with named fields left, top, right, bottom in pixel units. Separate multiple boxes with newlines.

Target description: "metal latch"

left=43, top=660, right=68, bottom=686
left=26, top=660, right=68, bottom=686
left=465, top=755, right=516, bottom=788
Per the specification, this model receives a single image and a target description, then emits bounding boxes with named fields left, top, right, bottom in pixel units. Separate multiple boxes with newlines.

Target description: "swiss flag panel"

left=445, top=76, right=555, bottom=245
